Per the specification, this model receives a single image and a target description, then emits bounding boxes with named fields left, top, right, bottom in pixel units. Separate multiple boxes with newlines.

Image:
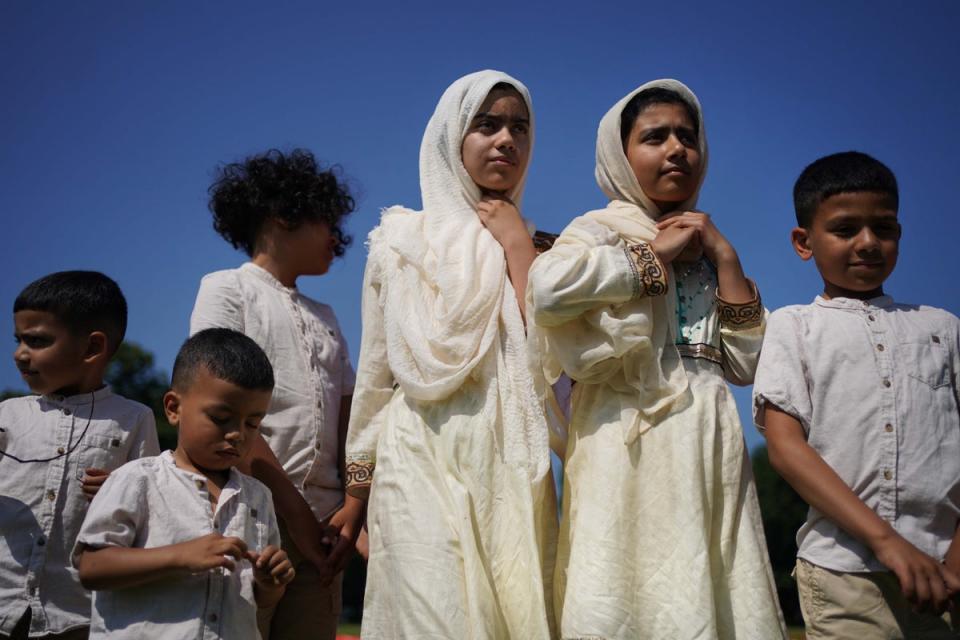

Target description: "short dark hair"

left=793, top=151, right=899, bottom=228
left=208, top=148, right=355, bottom=257
left=171, top=328, right=274, bottom=392
left=14, top=271, right=127, bottom=354
left=620, top=87, right=699, bottom=147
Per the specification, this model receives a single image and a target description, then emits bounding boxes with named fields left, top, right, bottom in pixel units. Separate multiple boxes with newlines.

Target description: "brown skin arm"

left=764, top=404, right=960, bottom=610
left=242, top=433, right=329, bottom=575
left=320, top=395, right=365, bottom=581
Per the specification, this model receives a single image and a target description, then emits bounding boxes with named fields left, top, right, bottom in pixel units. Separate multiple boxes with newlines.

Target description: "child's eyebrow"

left=472, top=112, right=529, bottom=125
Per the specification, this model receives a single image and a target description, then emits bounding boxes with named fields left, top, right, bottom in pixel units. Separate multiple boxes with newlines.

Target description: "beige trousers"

left=796, top=558, right=958, bottom=639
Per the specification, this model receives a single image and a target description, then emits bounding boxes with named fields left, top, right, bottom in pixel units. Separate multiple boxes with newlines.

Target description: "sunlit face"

left=793, top=191, right=901, bottom=300
left=164, top=366, right=271, bottom=479
left=13, top=310, right=90, bottom=396
left=623, top=102, right=702, bottom=213
left=461, top=88, right=531, bottom=194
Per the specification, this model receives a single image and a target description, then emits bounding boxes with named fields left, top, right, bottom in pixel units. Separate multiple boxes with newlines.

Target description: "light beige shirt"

left=190, top=263, right=355, bottom=520
left=754, top=295, right=960, bottom=572
left=75, top=450, right=280, bottom=640
left=0, top=388, right=159, bottom=636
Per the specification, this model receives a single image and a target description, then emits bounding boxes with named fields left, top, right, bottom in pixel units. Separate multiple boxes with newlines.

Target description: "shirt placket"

left=866, top=302, right=898, bottom=520
left=191, top=476, right=224, bottom=639
left=288, top=295, right=325, bottom=473
left=27, top=400, right=76, bottom=634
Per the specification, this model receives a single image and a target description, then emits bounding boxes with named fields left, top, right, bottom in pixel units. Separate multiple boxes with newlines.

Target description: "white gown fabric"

left=346, top=70, right=557, bottom=639
left=529, top=79, right=786, bottom=639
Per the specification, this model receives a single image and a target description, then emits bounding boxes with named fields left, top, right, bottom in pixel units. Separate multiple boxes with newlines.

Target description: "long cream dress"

left=528, top=79, right=786, bottom=639
left=345, top=70, right=557, bottom=640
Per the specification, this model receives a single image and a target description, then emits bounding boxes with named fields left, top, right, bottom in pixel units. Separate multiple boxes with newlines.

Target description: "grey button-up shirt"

left=754, top=295, right=960, bottom=572
left=0, top=387, right=158, bottom=636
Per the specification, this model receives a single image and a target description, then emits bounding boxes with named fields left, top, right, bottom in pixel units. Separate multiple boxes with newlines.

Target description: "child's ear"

left=790, top=227, right=813, bottom=261
left=82, top=331, right=110, bottom=365
left=163, top=390, right=182, bottom=427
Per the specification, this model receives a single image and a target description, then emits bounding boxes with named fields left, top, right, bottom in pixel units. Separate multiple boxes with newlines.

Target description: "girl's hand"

left=249, top=545, right=295, bottom=587
left=650, top=223, right=698, bottom=265
left=657, top=211, right=737, bottom=265
left=476, top=193, right=529, bottom=251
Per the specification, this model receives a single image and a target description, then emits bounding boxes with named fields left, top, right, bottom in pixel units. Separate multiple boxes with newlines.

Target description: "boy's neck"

left=822, top=283, right=885, bottom=301
left=50, top=378, right=106, bottom=398
left=251, top=253, right=298, bottom=288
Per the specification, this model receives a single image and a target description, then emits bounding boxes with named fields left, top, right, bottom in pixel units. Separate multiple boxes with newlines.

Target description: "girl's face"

left=623, top=102, right=702, bottom=212
left=461, top=88, right=530, bottom=193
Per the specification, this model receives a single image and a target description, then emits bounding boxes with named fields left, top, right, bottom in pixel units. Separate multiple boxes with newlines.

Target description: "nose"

left=854, top=226, right=881, bottom=253
left=13, top=341, right=27, bottom=364
left=494, top=125, right=516, bottom=150
left=225, top=427, right=244, bottom=445
left=666, top=133, right=687, bottom=159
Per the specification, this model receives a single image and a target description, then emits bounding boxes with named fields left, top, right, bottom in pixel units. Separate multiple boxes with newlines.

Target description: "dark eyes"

left=14, top=335, right=51, bottom=348
left=206, top=413, right=261, bottom=429
left=474, top=120, right=528, bottom=135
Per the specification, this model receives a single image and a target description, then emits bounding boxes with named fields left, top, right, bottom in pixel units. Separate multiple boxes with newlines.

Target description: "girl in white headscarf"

left=342, top=70, right=557, bottom=639
left=528, top=80, right=786, bottom=639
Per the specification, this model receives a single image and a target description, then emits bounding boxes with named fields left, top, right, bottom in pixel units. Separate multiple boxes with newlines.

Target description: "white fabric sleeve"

left=344, top=257, right=395, bottom=498
left=752, top=308, right=812, bottom=432
left=72, top=465, right=146, bottom=565
left=189, top=270, right=245, bottom=335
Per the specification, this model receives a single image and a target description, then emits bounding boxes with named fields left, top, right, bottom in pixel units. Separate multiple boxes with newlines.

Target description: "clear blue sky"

left=3, top=1, right=958, bottom=453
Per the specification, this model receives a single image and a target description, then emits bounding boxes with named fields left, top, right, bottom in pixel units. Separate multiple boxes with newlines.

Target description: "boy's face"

left=164, top=366, right=271, bottom=477
left=13, top=310, right=92, bottom=396
left=791, top=191, right=901, bottom=300
left=285, top=219, right=337, bottom=276
left=461, top=88, right=531, bottom=194
left=624, top=103, right=702, bottom=213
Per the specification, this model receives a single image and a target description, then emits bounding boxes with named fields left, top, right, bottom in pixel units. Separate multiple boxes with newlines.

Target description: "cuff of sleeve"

left=717, top=279, right=763, bottom=329
left=624, top=242, right=668, bottom=298
left=345, top=457, right=375, bottom=499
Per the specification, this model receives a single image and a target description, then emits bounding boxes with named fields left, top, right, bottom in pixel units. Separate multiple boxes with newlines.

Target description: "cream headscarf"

left=538, top=79, right=708, bottom=444
left=367, top=70, right=550, bottom=479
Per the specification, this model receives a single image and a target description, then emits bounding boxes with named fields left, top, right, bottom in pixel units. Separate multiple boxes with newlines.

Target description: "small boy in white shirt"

left=754, top=151, right=960, bottom=638
left=74, top=328, right=294, bottom=639
left=0, top=271, right=159, bottom=640
left=190, top=149, right=361, bottom=639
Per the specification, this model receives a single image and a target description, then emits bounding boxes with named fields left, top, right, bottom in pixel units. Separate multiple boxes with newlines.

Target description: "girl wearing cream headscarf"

left=528, top=80, right=786, bottom=638
left=343, top=70, right=557, bottom=639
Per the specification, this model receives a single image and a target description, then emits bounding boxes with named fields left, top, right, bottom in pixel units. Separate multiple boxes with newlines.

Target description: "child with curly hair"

left=189, top=148, right=359, bottom=640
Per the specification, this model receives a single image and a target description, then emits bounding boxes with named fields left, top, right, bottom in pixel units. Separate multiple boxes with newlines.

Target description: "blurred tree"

left=105, top=342, right=176, bottom=450
left=752, top=444, right=808, bottom=626
left=1, top=389, right=26, bottom=401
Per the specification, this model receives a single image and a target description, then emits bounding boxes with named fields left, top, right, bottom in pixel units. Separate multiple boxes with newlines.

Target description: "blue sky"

left=2, top=1, right=958, bottom=452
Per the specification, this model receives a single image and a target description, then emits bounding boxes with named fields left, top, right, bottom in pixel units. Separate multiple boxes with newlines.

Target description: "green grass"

left=337, top=622, right=362, bottom=635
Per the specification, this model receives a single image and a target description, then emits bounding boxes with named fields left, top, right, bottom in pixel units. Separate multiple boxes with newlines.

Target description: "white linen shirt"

left=0, top=387, right=159, bottom=636
left=753, top=295, right=960, bottom=572
left=190, top=263, right=356, bottom=520
left=74, top=450, right=280, bottom=640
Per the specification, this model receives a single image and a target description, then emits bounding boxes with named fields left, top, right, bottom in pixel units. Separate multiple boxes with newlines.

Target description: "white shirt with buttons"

left=753, top=295, right=960, bottom=572
left=0, top=387, right=159, bottom=636
left=190, top=263, right=355, bottom=521
left=74, top=450, right=280, bottom=640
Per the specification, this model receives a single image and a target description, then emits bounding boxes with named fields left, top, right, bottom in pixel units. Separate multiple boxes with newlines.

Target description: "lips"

left=490, top=155, right=515, bottom=166
left=661, top=165, right=690, bottom=176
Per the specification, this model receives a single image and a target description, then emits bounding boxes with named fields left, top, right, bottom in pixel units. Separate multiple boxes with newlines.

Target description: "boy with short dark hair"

left=0, top=271, right=160, bottom=640
left=754, top=151, right=960, bottom=638
left=74, top=328, right=294, bottom=639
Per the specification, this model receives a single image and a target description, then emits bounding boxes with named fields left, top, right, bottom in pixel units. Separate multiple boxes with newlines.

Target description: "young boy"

left=0, top=271, right=160, bottom=640
left=74, top=328, right=294, bottom=639
left=754, top=151, right=960, bottom=638
left=189, top=148, right=361, bottom=640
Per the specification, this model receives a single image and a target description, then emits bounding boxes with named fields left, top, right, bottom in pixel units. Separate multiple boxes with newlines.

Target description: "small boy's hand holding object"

left=81, top=468, right=111, bottom=501
left=177, top=532, right=248, bottom=574
left=249, top=545, right=295, bottom=587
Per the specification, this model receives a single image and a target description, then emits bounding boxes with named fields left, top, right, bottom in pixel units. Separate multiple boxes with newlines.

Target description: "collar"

left=160, top=449, right=244, bottom=505
left=814, top=294, right=894, bottom=310
left=241, top=262, right=297, bottom=294
left=43, top=385, right=113, bottom=406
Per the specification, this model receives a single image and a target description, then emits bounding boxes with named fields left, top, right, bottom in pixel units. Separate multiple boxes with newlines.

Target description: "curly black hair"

left=208, top=149, right=355, bottom=257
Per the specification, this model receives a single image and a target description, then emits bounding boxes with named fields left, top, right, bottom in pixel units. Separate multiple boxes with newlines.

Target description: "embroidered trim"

left=532, top=230, right=559, bottom=254
left=716, top=279, right=763, bottom=329
left=345, top=457, right=375, bottom=491
left=626, top=242, right=668, bottom=298
left=675, top=342, right=723, bottom=365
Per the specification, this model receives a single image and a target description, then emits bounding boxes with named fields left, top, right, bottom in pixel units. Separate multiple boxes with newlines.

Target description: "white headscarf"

left=367, top=70, right=550, bottom=478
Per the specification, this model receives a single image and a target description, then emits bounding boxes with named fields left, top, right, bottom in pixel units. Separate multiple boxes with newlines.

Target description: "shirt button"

left=883, top=470, right=892, bottom=480
left=209, top=613, right=218, bottom=622
left=63, top=408, right=72, bottom=416
left=884, top=423, right=893, bottom=432
left=57, top=447, right=65, bottom=455
left=876, top=344, right=885, bottom=351
left=37, top=537, right=46, bottom=546
left=883, top=379, right=891, bottom=388
left=868, top=315, right=875, bottom=321
left=213, top=522, right=219, bottom=530
left=195, top=480, right=205, bottom=490
left=46, top=490, right=56, bottom=501
left=932, top=335, right=941, bottom=344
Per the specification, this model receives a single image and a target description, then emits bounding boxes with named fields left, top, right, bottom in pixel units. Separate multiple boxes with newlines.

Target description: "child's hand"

left=320, top=495, right=365, bottom=583
left=476, top=193, right=529, bottom=251
left=249, top=545, right=295, bottom=587
left=656, top=211, right=737, bottom=265
left=873, top=532, right=960, bottom=612
left=173, top=532, right=248, bottom=574
left=81, top=468, right=111, bottom=501
left=650, top=221, right=698, bottom=265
